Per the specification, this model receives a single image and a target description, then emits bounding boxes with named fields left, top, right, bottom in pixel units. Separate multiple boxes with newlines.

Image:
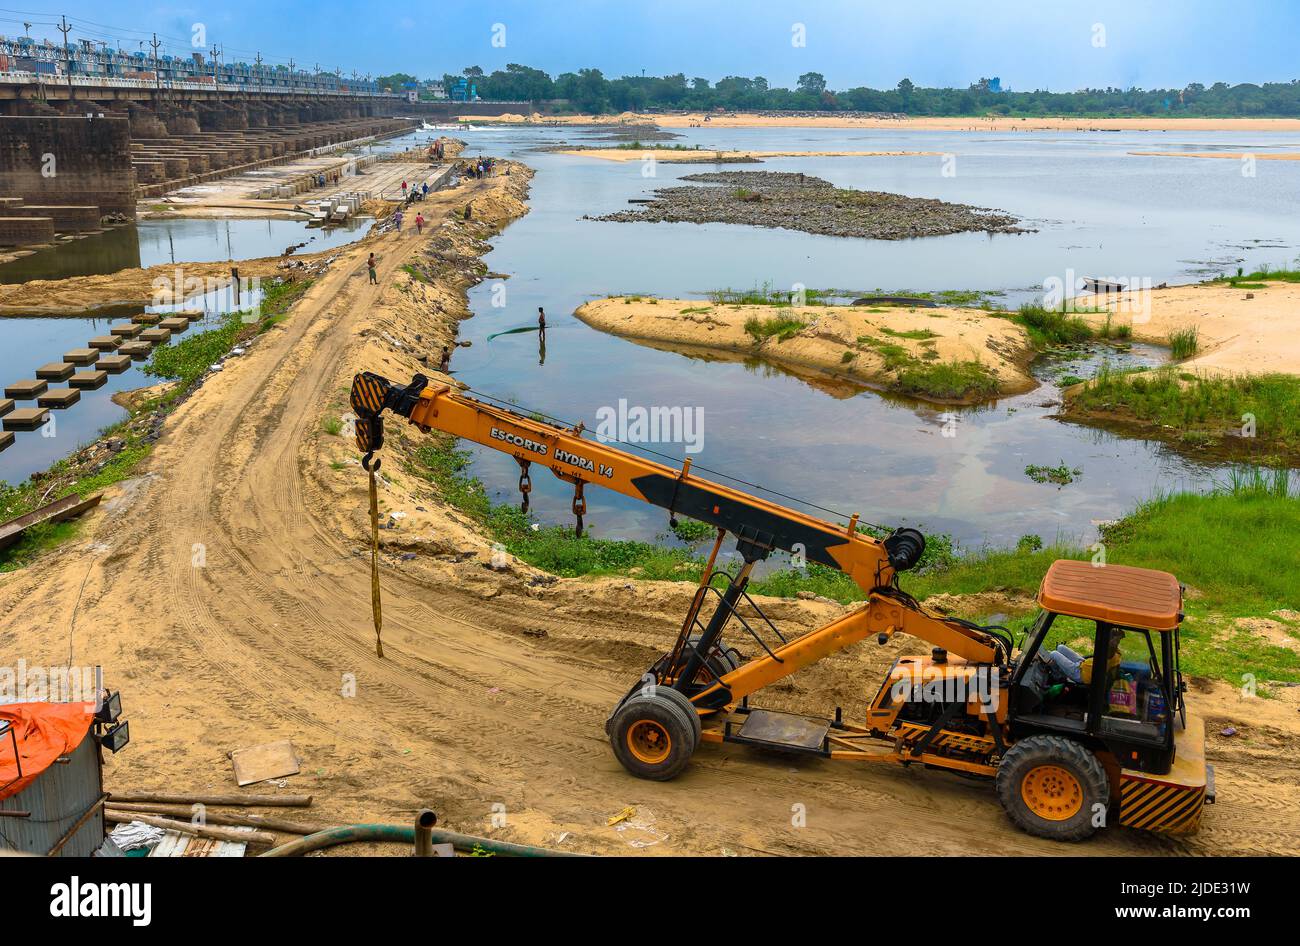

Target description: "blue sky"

left=5, top=1, right=1299, bottom=90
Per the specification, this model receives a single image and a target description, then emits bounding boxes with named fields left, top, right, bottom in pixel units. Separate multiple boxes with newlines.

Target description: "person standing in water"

left=537, top=306, right=547, bottom=341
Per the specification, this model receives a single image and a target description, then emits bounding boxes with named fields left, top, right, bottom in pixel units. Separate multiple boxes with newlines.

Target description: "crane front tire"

left=996, top=734, right=1110, bottom=841
left=609, top=687, right=700, bottom=781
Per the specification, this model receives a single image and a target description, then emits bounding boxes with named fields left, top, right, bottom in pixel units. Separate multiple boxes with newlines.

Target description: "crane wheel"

left=995, top=735, right=1109, bottom=841
left=609, top=687, right=700, bottom=781
left=685, top=635, right=742, bottom=680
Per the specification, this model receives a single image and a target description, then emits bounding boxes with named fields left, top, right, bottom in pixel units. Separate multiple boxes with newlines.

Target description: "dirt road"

left=2, top=165, right=1296, bottom=857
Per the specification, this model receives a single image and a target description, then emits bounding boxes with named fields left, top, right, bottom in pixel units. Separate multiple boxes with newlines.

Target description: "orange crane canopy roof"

left=1037, top=560, right=1183, bottom=631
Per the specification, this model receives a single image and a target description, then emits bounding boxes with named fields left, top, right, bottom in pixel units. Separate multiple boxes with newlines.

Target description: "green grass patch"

left=1168, top=326, right=1200, bottom=359
left=1003, top=303, right=1094, bottom=348
left=1070, top=364, right=1300, bottom=458
left=744, top=315, right=806, bottom=342
left=879, top=326, right=939, bottom=341
left=895, top=359, right=999, bottom=400
left=1207, top=265, right=1300, bottom=288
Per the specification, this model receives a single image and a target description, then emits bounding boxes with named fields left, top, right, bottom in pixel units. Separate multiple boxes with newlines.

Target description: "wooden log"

left=103, top=810, right=276, bottom=847
left=106, top=802, right=322, bottom=836
left=108, top=791, right=313, bottom=808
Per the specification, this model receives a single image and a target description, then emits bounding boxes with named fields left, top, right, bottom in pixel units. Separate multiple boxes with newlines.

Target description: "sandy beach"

left=557, top=148, right=941, bottom=162
left=1077, top=280, right=1300, bottom=377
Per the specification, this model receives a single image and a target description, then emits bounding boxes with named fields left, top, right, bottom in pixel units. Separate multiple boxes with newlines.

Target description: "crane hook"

left=572, top=481, right=587, bottom=538
left=516, top=457, right=532, bottom=513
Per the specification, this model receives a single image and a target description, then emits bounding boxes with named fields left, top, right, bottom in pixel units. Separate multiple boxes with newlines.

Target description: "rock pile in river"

left=592, top=170, right=1029, bottom=240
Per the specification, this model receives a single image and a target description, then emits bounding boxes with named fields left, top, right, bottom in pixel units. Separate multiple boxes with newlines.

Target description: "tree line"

left=376, top=65, right=1300, bottom=117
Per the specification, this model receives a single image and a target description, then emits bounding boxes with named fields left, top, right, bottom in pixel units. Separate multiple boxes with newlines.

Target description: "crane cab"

left=998, top=561, right=1213, bottom=838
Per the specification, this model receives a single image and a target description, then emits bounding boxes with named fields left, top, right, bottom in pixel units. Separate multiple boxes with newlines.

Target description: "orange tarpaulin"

left=0, top=702, right=96, bottom=802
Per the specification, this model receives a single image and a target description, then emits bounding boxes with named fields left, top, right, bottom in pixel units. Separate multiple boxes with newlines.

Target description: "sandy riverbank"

left=482, top=110, right=1300, bottom=133
left=1075, top=280, right=1300, bottom=377
left=558, top=148, right=941, bottom=162
left=1130, top=151, right=1300, bottom=161
left=575, top=296, right=1038, bottom=402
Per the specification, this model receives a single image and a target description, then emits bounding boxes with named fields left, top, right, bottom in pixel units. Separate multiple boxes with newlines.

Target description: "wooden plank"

left=231, top=740, right=300, bottom=787
left=106, top=802, right=322, bottom=835
left=0, top=493, right=101, bottom=551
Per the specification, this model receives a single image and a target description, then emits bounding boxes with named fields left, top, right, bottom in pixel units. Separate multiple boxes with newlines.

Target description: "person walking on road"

left=415, top=213, right=425, bottom=235
left=394, top=210, right=403, bottom=232
left=367, top=253, right=378, bottom=285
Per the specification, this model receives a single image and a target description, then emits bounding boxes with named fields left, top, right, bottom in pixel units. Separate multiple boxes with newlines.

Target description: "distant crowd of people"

left=464, top=157, right=495, bottom=180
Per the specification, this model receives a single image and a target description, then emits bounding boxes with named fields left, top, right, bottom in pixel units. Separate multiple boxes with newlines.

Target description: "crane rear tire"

left=609, top=688, right=700, bottom=781
left=996, top=734, right=1109, bottom=841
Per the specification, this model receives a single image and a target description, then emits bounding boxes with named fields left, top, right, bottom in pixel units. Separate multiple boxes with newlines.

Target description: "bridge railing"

left=0, top=71, right=401, bottom=98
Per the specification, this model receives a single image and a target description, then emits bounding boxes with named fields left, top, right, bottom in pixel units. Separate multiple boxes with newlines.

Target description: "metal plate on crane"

left=733, top=710, right=831, bottom=753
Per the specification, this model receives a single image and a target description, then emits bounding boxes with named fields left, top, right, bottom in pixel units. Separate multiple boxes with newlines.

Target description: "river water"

left=443, top=124, right=1300, bottom=552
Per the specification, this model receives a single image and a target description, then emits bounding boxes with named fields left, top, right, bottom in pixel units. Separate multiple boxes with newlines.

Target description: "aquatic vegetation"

left=1169, top=325, right=1200, bottom=359
left=1069, top=364, right=1300, bottom=459
left=1024, top=462, right=1083, bottom=486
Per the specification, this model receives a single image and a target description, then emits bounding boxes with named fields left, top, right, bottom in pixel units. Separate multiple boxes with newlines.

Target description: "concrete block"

left=117, top=341, right=152, bottom=359
left=0, top=430, right=12, bottom=452
left=36, top=363, right=75, bottom=381
left=174, top=310, right=205, bottom=322
left=159, top=317, right=190, bottom=333
left=132, top=312, right=161, bottom=324
left=63, top=348, right=99, bottom=365
left=69, top=371, right=108, bottom=390
left=0, top=397, right=12, bottom=417
left=88, top=336, right=120, bottom=351
left=140, top=328, right=172, bottom=344
left=96, top=354, right=132, bottom=373
left=4, top=407, right=50, bottom=431
left=38, top=388, right=80, bottom=409
left=110, top=323, right=143, bottom=338
left=4, top=379, right=47, bottom=399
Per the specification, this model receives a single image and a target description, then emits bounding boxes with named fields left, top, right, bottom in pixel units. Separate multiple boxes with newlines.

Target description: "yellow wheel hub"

left=1021, top=764, right=1084, bottom=821
left=627, top=720, right=672, bottom=765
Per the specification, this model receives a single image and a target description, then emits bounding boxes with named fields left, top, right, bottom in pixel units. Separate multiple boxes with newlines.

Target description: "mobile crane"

left=350, top=372, right=1214, bottom=841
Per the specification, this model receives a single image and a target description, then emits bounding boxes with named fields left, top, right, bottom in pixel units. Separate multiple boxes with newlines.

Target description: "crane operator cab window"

left=1012, top=612, right=1178, bottom=770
